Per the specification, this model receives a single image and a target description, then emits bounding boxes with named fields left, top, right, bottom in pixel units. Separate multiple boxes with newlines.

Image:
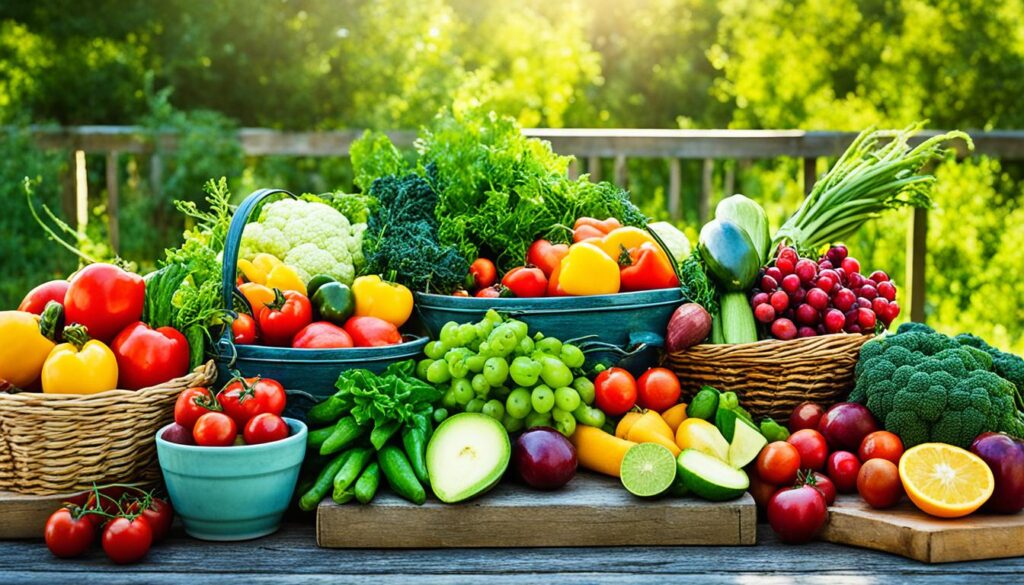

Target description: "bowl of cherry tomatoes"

left=156, top=382, right=307, bottom=541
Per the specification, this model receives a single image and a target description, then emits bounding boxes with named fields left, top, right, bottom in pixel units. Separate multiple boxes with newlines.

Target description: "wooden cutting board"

left=317, top=473, right=756, bottom=548
left=822, top=495, right=1024, bottom=563
left=0, top=489, right=82, bottom=539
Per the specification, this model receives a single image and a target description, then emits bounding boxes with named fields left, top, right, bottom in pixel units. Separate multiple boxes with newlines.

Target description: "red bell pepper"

left=573, top=217, right=622, bottom=243
left=344, top=316, right=402, bottom=347
left=619, top=242, right=680, bottom=292
left=292, top=322, right=354, bottom=349
left=501, top=266, right=548, bottom=298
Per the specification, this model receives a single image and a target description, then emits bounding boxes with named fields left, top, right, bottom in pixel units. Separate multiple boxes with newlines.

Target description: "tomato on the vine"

left=808, top=471, right=837, bottom=506
left=174, top=387, right=218, bottom=429
left=102, top=516, right=152, bottom=564
left=126, top=497, right=174, bottom=542
left=44, top=508, right=95, bottom=558
left=243, top=413, right=290, bottom=445
left=593, top=368, right=637, bottom=416
left=216, top=377, right=287, bottom=429
left=192, top=412, right=238, bottom=447
left=635, top=367, right=681, bottom=412
left=756, top=441, right=801, bottom=486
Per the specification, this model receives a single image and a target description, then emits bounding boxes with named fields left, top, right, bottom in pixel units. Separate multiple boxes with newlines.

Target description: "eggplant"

left=698, top=219, right=760, bottom=291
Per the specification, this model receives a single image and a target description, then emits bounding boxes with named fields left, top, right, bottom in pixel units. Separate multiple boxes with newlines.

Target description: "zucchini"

left=720, top=292, right=757, bottom=344
left=715, top=195, right=770, bottom=264
left=698, top=219, right=759, bottom=291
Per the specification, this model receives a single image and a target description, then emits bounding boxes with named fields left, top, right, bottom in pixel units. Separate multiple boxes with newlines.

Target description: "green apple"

left=426, top=413, right=510, bottom=503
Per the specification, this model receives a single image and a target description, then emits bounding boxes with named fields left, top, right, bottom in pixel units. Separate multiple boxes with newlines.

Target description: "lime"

left=620, top=443, right=677, bottom=497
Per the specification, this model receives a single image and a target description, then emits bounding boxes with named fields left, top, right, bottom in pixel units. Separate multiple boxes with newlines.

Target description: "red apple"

left=513, top=427, right=577, bottom=490
left=971, top=432, right=1024, bottom=514
left=789, top=402, right=825, bottom=433
left=818, top=403, right=878, bottom=451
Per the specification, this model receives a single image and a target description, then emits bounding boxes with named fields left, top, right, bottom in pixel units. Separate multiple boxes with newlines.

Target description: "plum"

left=514, top=427, right=577, bottom=490
left=971, top=432, right=1024, bottom=514
left=818, top=402, right=878, bottom=451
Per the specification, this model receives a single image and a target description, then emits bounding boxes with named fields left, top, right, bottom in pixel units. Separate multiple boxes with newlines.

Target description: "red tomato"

left=125, top=497, right=174, bottom=542
left=102, top=516, right=152, bottom=564
left=44, top=508, right=95, bottom=558
left=748, top=473, right=780, bottom=511
left=80, top=486, right=129, bottom=527
left=767, top=485, right=828, bottom=544
left=787, top=429, right=829, bottom=471
left=788, top=401, right=825, bottom=433
left=232, top=313, right=257, bottom=345
left=756, top=441, right=801, bottom=486
left=192, top=412, right=238, bottom=447
left=858, top=431, right=904, bottom=465
left=826, top=451, right=862, bottom=493
left=807, top=471, right=837, bottom=506
left=635, top=368, right=681, bottom=412
left=111, top=322, right=191, bottom=390
left=475, top=286, right=502, bottom=298
left=857, top=458, right=903, bottom=509
left=526, top=240, right=570, bottom=278
left=174, top=387, right=218, bottom=429
left=19, top=280, right=70, bottom=314
left=291, top=321, right=354, bottom=349
left=257, top=290, right=313, bottom=346
left=244, top=413, right=291, bottom=445
left=469, top=258, right=497, bottom=289
left=216, top=377, right=287, bottom=429
left=64, top=263, right=145, bottom=343
left=593, top=368, right=637, bottom=416
left=343, top=316, right=402, bottom=347
left=451, top=290, right=470, bottom=298
left=501, top=266, right=548, bottom=298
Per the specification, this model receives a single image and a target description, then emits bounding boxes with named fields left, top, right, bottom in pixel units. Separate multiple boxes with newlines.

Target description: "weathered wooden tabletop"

left=2, top=519, right=1022, bottom=584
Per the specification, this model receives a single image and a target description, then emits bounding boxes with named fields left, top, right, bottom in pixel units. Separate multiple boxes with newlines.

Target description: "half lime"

left=620, top=442, right=677, bottom=497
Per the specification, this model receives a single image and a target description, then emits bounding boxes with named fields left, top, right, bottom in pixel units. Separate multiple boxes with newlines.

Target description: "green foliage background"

left=2, top=0, right=1023, bottom=349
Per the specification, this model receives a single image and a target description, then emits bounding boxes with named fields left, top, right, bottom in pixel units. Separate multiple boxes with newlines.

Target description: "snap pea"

left=379, top=445, right=426, bottom=505
left=320, top=415, right=366, bottom=455
left=354, top=461, right=381, bottom=504
left=299, top=450, right=352, bottom=512
left=333, top=447, right=374, bottom=502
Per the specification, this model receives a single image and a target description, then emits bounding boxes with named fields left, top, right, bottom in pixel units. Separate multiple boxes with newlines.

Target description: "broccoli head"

left=851, top=331, right=1024, bottom=448
left=955, top=333, right=1024, bottom=399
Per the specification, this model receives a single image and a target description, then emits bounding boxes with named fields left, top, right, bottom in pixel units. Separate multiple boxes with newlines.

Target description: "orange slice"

left=898, top=443, right=994, bottom=518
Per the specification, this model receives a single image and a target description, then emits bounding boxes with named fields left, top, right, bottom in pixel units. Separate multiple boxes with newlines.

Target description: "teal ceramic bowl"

left=156, top=418, right=307, bottom=541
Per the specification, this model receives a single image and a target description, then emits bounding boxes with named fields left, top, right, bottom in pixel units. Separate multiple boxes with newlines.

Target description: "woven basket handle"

left=220, top=188, right=297, bottom=320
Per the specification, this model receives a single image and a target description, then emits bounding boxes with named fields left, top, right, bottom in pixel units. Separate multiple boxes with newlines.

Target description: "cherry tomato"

left=343, top=316, right=402, bottom=347
left=748, top=473, right=780, bottom=512
left=501, top=266, right=548, bottom=298
left=232, top=313, right=257, bottom=345
left=257, top=289, right=313, bottom=346
left=787, top=429, right=829, bottom=471
left=635, top=368, right=681, bottom=412
left=44, top=508, right=95, bottom=558
left=593, top=368, right=637, bottom=416
left=81, top=486, right=127, bottom=527
left=125, top=497, right=174, bottom=542
left=111, top=321, right=191, bottom=390
left=808, top=471, right=836, bottom=505
left=526, top=240, right=570, bottom=278
left=64, top=263, right=145, bottom=343
left=858, top=430, right=904, bottom=465
left=291, top=321, right=354, bottom=349
left=217, top=377, right=287, bottom=429
left=192, top=412, right=238, bottom=446
left=19, top=280, right=70, bottom=314
left=102, top=516, right=152, bottom=564
left=857, top=458, right=903, bottom=509
left=174, top=387, right=218, bottom=429
left=788, top=401, right=825, bottom=433
left=244, top=413, right=291, bottom=445
left=767, top=485, right=828, bottom=544
left=756, top=441, right=801, bottom=486
left=469, top=258, right=497, bottom=289
left=475, top=286, right=502, bottom=298
left=826, top=451, right=862, bottom=493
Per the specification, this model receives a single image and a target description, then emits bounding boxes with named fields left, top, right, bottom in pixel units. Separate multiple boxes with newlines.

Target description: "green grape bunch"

left=416, top=310, right=605, bottom=437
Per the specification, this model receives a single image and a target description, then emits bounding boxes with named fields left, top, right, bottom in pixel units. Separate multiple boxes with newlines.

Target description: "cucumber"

left=698, top=219, right=759, bottom=291
left=715, top=195, right=770, bottom=265
left=677, top=449, right=750, bottom=501
left=720, top=292, right=757, bottom=344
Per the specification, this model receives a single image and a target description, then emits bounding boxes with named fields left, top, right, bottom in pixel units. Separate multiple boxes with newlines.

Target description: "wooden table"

left=2, top=520, right=1022, bottom=584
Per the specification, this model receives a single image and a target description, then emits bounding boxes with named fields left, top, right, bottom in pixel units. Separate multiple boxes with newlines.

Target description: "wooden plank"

left=907, top=208, right=928, bottom=322
left=668, top=158, right=682, bottom=220
left=822, top=495, right=1024, bottom=563
left=0, top=490, right=81, bottom=539
left=317, top=474, right=755, bottom=548
left=106, top=151, right=120, bottom=253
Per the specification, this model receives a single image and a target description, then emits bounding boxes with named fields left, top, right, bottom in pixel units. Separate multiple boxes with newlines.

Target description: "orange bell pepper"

left=619, top=242, right=680, bottom=291
left=239, top=282, right=276, bottom=313
left=573, top=217, right=622, bottom=243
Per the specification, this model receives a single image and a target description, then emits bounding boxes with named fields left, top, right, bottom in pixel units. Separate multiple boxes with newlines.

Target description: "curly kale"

left=361, top=167, right=470, bottom=293
left=678, top=250, right=719, bottom=314
left=851, top=330, right=1024, bottom=448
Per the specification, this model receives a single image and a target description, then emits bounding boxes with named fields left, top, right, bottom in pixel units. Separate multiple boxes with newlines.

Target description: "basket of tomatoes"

left=208, top=189, right=428, bottom=415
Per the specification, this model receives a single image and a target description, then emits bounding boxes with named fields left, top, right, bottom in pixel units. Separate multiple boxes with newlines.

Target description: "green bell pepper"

left=312, top=281, right=356, bottom=326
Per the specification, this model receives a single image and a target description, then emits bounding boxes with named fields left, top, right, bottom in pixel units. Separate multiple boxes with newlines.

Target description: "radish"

left=860, top=284, right=878, bottom=300
left=877, top=281, right=896, bottom=301
left=772, top=318, right=798, bottom=340
left=795, top=259, right=818, bottom=284
left=781, top=274, right=801, bottom=293
left=806, top=288, right=829, bottom=311
left=833, top=288, right=856, bottom=312
left=766, top=267, right=783, bottom=282
left=770, top=291, right=790, bottom=313
left=841, top=257, right=861, bottom=275
left=798, top=326, right=817, bottom=338
left=755, top=303, right=776, bottom=324
left=761, top=275, right=779, bottom=292
left=869, top=270, right=889, bottom=282
left=796, top=303, right=819, bottom=326
left=857, top=308, right=876, bottom=329
left=824, top=309, right=845, bottom=333
left=751, top=292, right=770, bottom=307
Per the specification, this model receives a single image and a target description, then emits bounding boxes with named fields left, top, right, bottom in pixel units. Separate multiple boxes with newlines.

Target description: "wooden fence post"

left=587, top=156, right=601, bottom=182
left=668, top=158, right=681, bottom=221
left=567, top=158, right=579, bottom=180
left=803, top=157, right=816, bottom=195
left=74, top=150, right=88, bottom=234
left=700, top=159, right=713, bottom=225
left=613, top=155, right=627, bottom=187
left=150, top=152, right=163, bottom=198
left=106, top=151, right=120, bottom=254
left=907, top=208, right=928, bottom=322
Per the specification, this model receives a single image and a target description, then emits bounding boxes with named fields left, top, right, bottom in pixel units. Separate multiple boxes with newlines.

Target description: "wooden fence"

left=29, top=126, right=1024, bottom=322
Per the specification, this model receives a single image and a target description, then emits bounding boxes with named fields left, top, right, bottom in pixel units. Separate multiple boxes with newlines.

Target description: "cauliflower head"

left=239, top=198, right=365, bottom=285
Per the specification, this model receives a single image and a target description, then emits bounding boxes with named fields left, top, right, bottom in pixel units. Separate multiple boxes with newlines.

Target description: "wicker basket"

left=0, top=361, right=216, bottom=495
left=663, top=334, right=872, bottom=422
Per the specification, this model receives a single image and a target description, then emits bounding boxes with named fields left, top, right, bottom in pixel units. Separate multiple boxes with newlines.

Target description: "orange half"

left=898, top=443, right=994, bottom=518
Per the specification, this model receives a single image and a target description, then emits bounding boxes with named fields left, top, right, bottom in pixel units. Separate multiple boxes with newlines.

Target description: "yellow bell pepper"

left=251, top=253, right=283, bottom=275
left=558, top=242, right=620, bottom=296
left=41, top=326, right=118, bottom=394
left=0, top=311, right=56, bottom=388
left=352, top=275, right=413, bottom=327
left=265, top=264, right=306, bottom=293
left=593, top=226, right=667, bottom=263
left=239, top=282, right=276, bottom=313
left=237, top=258, right=268, bottom=286
left=238, top=253, right=305, bottom=293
